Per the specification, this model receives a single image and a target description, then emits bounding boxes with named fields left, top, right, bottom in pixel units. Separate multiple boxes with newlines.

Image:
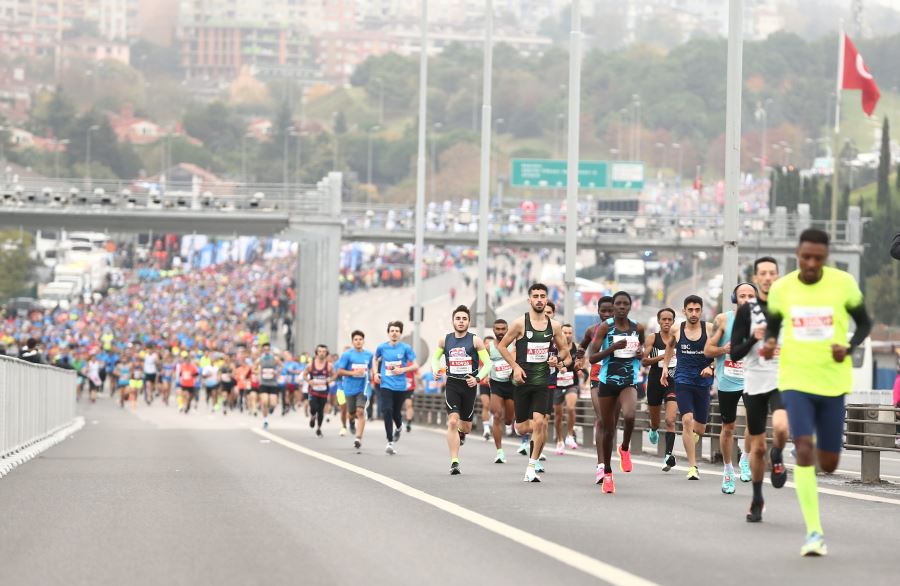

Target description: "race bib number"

left=493, top=359, right=512, bottom=381
left=723, top=359, right=744, bottom=378
left=262, top=368, right=276, bottom=380
left=221, top=373, right=232, bottom=383
left=526, top=342, right=550, bottom=363
left=613, top=335, right=640, bottom=358
left=448, top=348, right=473, bottom=375
left=310, top=377, right=328, bottom=391
left=277, top=375, right=286, bottom=385
left=790, top=307, right=834, bottom=341
left=384, top=360, right=402, bottom=375
left=557, top=370, right=575, bottom=387
left=351, top=363, right=368, bottom=378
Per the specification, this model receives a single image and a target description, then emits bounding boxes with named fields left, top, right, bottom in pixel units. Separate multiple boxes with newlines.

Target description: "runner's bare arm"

left=552, top=322, right=570, bottom=364
left=495, top=318, right=523, bottom=366
left=473, top=336, right=492, bottom=379
left=641, top=333, right=659, bottom=367
left=704, top=313, right=728, bottom=357
left=635, top=324, right=646, bottom=359
left=587, top=322, right=615, bottom=364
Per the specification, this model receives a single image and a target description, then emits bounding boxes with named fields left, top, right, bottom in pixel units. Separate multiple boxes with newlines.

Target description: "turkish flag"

left=842, top=33, right=880, bottom=116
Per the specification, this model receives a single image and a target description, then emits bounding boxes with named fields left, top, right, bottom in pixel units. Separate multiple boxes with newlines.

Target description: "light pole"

left=632, top=94, right=641, bottom=161
left=283, top=125, right=295, bottom=188
left=563, top=0, right=582, bottom=324
left=53, top=138, right=69, bottom=177
left=655, top=141, right=667, bottom=178
left=332, top=111, right=340, bottom=170
left=412, top=0, right=429, bottom=360
left=375, top=77, right=385, bottom=125
left=721, top=0, right=743, bottom=304
left=671, top=142, right=683, bottom=184
left=475, top=0, right=494, bottom=334
left=85, top=124, right=99, bottom=190
left=367, top=125, right=380, bottom=185
left=430, top=121, right=442, bottom=201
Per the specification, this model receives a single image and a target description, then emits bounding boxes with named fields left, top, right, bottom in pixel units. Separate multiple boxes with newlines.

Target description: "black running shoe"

left=316, top=428, right=323, bottom=438
left=450, top=461, right=461, bottom=475
left=746, top=500, right=764, bottom=523
left=770, top=447, right=787, bottom=489
left=393, top=427, right=401, bottom=442
left=309, top=417, right=315, bottom=429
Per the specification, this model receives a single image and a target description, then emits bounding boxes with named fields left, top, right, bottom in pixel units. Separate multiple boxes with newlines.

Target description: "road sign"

left=510, top=159, right=642, bottom=189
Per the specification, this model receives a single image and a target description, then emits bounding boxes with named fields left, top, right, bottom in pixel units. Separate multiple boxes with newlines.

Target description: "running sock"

left=451, top=457, right=459, bottom=464
left=794, top=465, right=823, bottom=536
left=724, top=463, right=735, bottom=475
left=739, top=451, right=749, bottom=465
left=665, top=431, right=676, bottom=453
left=752, top=480, right=763, bottom=504
left=528, top=458, right=536, bottom=467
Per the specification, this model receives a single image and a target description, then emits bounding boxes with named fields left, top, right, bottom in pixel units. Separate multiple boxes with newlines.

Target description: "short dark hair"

left=452, top=305, right=470, bottom=318
left=546, top=300, right=556, bottom=312
left=598, top=295, right=613, bottom=306
left=562, top=323, right=573, bottom=329
left=684, top=294, right=704, bottom=308
left=528, top=283, right=548, bottom=294
left=26, top=337, right=37, bottom=349
left=261, top=341, right=271, bottom=348
left=315, top=344, right=328, bottom=353
left=484, top=335, right=495, bottom=342
left=493, top=318, right=507, bottom=326
left=612, top=291, right=632, bottom=304
left=350, top=330, right=365, bottom=339
left=799, top=228, right=829, bottom=246
left=387, top=320, right=404, bottom=333
left=753, top=256, right=778, bottom=274
left=657, top=307, right=676, bottom=320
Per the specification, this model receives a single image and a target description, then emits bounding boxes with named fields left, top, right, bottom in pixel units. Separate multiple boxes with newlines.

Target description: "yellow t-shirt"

left=767, top=266, right=863, bottom=396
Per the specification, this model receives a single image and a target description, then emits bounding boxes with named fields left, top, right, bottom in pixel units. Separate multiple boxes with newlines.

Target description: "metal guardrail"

left=0, top=356, right=77, bottom=460
left=410, top=391, right=899, bottom=484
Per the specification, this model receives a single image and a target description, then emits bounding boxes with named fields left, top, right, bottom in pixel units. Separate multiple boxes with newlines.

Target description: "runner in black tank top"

left=642, top=308, right=679, bottom=471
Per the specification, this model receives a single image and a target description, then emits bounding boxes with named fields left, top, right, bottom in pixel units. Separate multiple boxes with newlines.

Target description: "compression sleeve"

left=847, top=302, right=872, bottom=350
left=729, top=303, right=756, bottom=362
left=431, top=347, right=445, bottom=372
left=476, top=348, right=492, bottom=379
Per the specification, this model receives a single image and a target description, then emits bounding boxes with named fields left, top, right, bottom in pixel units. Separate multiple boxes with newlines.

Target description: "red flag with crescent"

left=841, top=33, right=880, bottom=116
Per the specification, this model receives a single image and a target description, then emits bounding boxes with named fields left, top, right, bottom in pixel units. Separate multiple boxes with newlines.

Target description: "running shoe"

left=535, top=460, right=545, bottom=474
left=339, top=427, right=347, bottom=437
left=601, top=473, right=615, bottom=494
left=648, top=429, right=659, bottom=445
left=450, top=461, right=461, bottom=475
left=458, top=430, right=466, bottom=446
left=663, top=453, right=677, bottom=472
left=538, top=452, right=546, bottom=462
left=505, top=425, right=513, bottom=436
left=393, top=427, right=402, bottom=442
left=385, top=442, right=396, bottom=455
left=686, top=466, right=699, bottom=480
left=483, top=428, right=491, bottom=441
left=746, top=500, right=764, bottom=523
left=353, top=438, right=361, bottom=449
left=721, top=474, right=736, bottom=494
left=595, top=463, right=605, bottom=484
left=494, top=449, right=507, bottom=464
left=406, top=422, right=412, bottom=433
left=308, top=416, right=315, bottom=429
left=617, top=444, right=633, bottom=473
left=770, top=447, right=787, bottom=489
left=349, top=421, right=357, bottom=435
left=555, top=440, right=565, bottom=455
left=739, top=457, right=751, bottom=482
left=316, top=428, right=323, bottom=438
left=517, top=437, right=529, bottom=456
left=263, top=420, right=269, bottom=429
left=524, top=465, right=541, bottom=483
left=565, top=435, right=578, bottom=450
left=800, top=532, right=827, bottom=557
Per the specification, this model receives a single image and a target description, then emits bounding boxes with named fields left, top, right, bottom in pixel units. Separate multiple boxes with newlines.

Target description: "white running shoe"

left=565, top=435, right=578, bottom=450
left=339, top=427, right=347, bottom=437
left=524, top=465, right=540, bottom=483
left=555, top=441, right=565, bottom=455
left=385, top=442, right=397, bottom=455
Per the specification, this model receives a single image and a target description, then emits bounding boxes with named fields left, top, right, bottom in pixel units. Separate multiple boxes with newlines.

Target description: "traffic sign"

left=510, top=159, right=642, bottom=189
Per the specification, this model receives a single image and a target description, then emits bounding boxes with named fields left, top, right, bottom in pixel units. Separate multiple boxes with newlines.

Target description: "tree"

left=866, top=264, right=900, bottom=326
left=0, top=231, right=34, bottom=300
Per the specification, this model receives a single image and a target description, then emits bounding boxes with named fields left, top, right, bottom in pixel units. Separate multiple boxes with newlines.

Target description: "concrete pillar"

left=796, top=203, right=811, bottom=236
left=847, top=205, right=862, bottom=244
left=773, top=206, right=788, bottom=240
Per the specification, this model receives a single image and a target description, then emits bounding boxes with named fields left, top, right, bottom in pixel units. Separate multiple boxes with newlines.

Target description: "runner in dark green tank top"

left=497, top=283, right=570, bottom=483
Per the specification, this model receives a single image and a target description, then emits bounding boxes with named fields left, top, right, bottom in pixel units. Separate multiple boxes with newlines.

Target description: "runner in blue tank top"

left=661, top=295, right=716, bottom=480
left=704, top=282, right=758, bottom=494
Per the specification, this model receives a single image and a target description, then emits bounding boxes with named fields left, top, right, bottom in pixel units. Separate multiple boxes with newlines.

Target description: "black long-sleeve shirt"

left=730, top=299, right=767, bottom=362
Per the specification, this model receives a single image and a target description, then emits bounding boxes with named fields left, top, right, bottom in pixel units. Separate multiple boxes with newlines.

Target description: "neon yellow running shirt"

left=767, top=266, right=863, bottom=396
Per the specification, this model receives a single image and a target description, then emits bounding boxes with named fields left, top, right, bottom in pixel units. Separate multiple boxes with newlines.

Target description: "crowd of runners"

left=2, top=227, right=872, bottom=559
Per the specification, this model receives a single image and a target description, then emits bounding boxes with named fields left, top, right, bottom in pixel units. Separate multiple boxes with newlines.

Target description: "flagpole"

left=831, top=21, right=844, bottom=236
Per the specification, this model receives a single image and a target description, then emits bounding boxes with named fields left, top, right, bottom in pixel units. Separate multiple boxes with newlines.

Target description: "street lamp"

left=375, top=77, right=385, bottom=126
left=53, top=138, right=69, bottom=177
left=85, top=124, right=99, bottom=190
left=430, top=121, right=443, bottom=200
left=367, top=125, right=380, bottom=186
left=283, top=125, right=296, bottom=188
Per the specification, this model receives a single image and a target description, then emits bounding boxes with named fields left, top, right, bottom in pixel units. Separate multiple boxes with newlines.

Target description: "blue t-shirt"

left=336, top=349, right=374, bottom=396
left=375, top=342, right=416, bottom=391
left=281, top=360, right=301, bottom=385
left=422, top=371, right=439, bottom=394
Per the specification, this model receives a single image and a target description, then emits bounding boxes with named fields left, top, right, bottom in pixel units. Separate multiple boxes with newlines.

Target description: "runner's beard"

left=531, top=302, right=545, bottom=313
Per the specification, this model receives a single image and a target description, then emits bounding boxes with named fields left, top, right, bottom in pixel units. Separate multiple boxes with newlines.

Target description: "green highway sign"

left=510, top=159, right=643, bottom=190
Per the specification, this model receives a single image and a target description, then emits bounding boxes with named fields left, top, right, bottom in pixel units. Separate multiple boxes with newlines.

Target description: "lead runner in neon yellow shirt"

left=763, top=228, right=872, bottom=557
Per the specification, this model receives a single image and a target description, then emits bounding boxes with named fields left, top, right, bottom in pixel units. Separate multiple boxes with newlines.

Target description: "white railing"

left=0, top=355, right=77, bottom=458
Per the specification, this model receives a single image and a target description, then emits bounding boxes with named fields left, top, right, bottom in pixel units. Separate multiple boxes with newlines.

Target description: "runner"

left=373, top=321, right=417, bottom=455
left=488, top=319, right=516, bottom=464
left=730, top=257, right=789, bottom=523
left=661, top=295, right=715, bottom=481
left=762, top=229, right=872, bottom=556
left=177, top=351, right=199, bottom=414
left=496, top=283, right=570, bottom=483
left=115, top=354, right=131, bottom=408
left=304, top=344, right=334, bottom=437
left=642, top=308, right=679, bottom=471
left=159, top=350, right=174, bottom=406
left=234, top=357, right=253, bottom=413
left=128, top=352, right=144, bottom=410
left=202, top=357, right=220, bottom=411
left=704, top=282, right=757, bottom=494
left=576, top=295, right=614, bottom=483
left=255, top=342, right=283, bottom=429
left=431, top=305, right=492, bottom=474
left=281, top=351, right=301, bottom=416
left=218, top=357, right=236, bottom=414
left=143, top=346, right=159, bottom=405
left=553, top=323, right=579, bottom=456
left=587, top=291, right=645, bottom=494
left=403, top=360, right=418, bottom=433
left=335, top=331, right=374, bottom=450
left=478, top=340, right=494, bottom=441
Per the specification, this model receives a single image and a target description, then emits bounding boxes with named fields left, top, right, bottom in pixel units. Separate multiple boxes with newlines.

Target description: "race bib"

left=526, top=342, right=550, bottom=363
left=310, top=377, right=328, bottom=391
left=790, top=307, right=834, bottom=341
left=557, top=370, right=575, bottom=387
left=277, top=375, right=286, bottom=385
left=723, top=359, right=744, bottom=378
left=262, top=368, right=276, bottom=379
left=613, top=335, right=640, bottom=358
left=351, top=363, right=368, bottom=378
left=221, top=373, right=232, bottom=382
left=448, top=347, right=473, bottom=375
left=493, top=359, right=512, bottom=381
left=384, top=360, right=402, bottom=375
left=758, top=345, right=781, bottom=364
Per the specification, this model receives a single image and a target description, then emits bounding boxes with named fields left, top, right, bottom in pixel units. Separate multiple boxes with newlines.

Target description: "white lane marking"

left=421, top=427, right=900, bottom=506
left=252, top=427, right=659, bottom=586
